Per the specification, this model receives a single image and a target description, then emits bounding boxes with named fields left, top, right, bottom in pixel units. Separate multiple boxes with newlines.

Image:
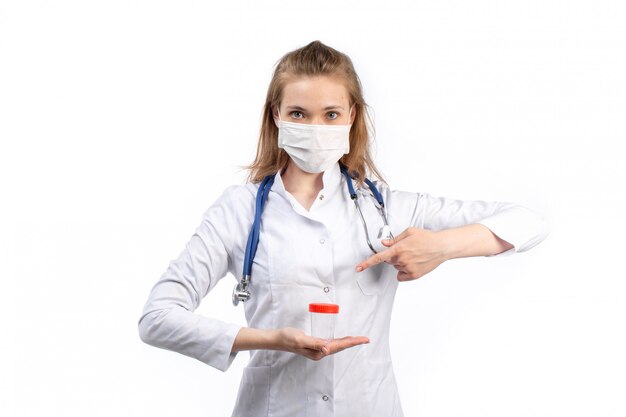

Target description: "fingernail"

left=382, top=239, right=391, bottom=244
left=322, top=347, right=329, bottom=354
left=356, top=266, right=363, bottom=272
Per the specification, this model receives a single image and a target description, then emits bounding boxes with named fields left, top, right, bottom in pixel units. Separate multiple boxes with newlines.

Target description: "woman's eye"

left=290, top=111, right=303, bottom=119
left=328, top=112, right=338, bottom=120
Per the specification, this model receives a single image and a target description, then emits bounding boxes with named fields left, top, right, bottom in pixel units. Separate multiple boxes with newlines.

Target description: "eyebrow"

left=285, top=105, right=344, bottom=111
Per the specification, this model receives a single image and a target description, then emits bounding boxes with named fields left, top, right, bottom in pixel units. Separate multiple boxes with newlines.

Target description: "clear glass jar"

left=309, top=303, right=339, bottom=340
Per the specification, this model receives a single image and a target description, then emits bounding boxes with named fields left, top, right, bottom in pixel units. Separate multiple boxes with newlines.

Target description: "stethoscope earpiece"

left=378, top=224, right=393, bottom=240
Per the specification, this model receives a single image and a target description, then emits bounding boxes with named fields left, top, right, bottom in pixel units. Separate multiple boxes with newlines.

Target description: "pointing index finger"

left=355, top=246, right=395, bottom=272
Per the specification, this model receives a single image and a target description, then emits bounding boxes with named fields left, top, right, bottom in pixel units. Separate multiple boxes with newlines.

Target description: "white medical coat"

left=138, top=161, right=549, bottom=417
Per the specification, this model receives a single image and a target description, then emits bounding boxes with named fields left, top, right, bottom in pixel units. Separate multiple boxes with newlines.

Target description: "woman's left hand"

left=354, top=224, right=514, bottom=281
left=355, top=227, right=450, bottom=281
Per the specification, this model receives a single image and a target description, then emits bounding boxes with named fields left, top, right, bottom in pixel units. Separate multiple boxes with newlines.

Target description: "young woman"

left=138, top=40, right=548, bottom=417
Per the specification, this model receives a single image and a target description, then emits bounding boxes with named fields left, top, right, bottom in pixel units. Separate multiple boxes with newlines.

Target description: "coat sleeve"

left=388, top=188, right=550, bottom=256
left=137, top=185, right=242, bottom=372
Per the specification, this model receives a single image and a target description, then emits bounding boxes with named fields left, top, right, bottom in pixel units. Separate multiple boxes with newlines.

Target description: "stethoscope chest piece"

left=232, top=275, right=251, bottom=306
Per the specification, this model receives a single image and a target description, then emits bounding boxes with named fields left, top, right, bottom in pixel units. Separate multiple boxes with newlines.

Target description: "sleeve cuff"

left=198, top=321, right=243, bottom=372
left=477, top=205, right=550, bottom=257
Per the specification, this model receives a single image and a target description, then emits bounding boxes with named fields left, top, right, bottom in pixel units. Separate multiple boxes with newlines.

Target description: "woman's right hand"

left=275, top=327, right=370, bottom=360
left=232, top=327, right=370, bottom=360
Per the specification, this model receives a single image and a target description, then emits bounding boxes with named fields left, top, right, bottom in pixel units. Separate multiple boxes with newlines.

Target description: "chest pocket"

left=354, top=249, right=392, bottom=296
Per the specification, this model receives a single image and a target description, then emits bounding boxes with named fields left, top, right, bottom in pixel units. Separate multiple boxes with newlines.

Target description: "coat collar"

left=271, top=161, right=343, bottom=212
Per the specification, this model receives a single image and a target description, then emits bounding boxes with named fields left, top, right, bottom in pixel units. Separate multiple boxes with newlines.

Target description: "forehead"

left=281, top=75, right=350, bottom=107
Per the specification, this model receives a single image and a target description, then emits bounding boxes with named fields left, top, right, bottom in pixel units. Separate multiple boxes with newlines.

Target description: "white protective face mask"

left=276, top=106, right=353, bottom=174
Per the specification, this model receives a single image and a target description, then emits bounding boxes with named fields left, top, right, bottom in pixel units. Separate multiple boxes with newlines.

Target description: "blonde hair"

left=242, top=40, right=386, bottom=187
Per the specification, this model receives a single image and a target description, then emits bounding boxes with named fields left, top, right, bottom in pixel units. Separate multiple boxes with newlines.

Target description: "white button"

left=319, top=238, right=325, bottom=244
left=323, top=287, right=330, bottom=293
left=322, top=395, right=329, bottom=401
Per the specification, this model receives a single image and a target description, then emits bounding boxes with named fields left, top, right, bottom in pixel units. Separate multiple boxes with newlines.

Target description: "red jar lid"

left=309, top=303, right=339, bottom=314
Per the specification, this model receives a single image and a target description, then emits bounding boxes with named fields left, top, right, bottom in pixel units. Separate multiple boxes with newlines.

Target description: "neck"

left=281, top=162, right=324, bottom=195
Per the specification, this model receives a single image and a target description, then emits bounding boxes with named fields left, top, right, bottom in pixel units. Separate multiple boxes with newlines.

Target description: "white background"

left=1, top=1, right=624, bottom=416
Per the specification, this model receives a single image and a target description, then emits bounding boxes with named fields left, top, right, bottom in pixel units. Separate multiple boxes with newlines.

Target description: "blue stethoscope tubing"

left=232, top=163, right=392, bottom=306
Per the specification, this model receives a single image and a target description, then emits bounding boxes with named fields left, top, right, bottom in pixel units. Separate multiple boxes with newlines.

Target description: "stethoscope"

left=232, top=163, right=394, bottom=306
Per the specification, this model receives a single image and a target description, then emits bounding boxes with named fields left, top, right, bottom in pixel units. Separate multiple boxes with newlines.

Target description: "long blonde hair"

left=242, top=40, right=386, bottom=187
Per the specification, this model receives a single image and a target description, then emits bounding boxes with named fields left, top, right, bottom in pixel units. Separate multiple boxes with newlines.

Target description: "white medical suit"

left=138, top=161, right=549, bottom=417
